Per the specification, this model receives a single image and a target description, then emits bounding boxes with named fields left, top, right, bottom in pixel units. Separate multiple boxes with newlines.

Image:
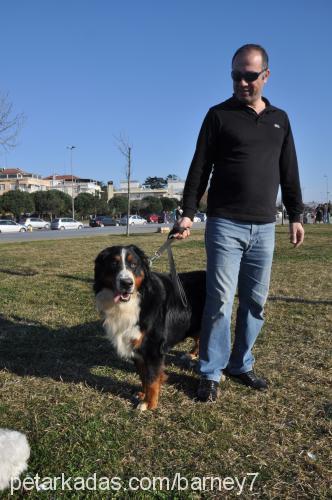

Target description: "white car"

left=195, top=212, right=207, bottom=222
left=120, top=215, right=147, bottom=225
left=0, top=219, right=27, bottom=233
left=19, top=217, right=50, bottom=230
left=51, top=218, right=84, bottom=230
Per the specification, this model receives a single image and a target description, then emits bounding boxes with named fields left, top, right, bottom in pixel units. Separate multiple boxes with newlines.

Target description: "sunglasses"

left=231, top=68, right=267, bottom=82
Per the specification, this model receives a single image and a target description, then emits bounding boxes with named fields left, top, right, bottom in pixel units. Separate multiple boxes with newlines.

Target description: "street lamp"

left=323, top=174, right=329, bottom=203
left=67, top=145, right=76, bottom=219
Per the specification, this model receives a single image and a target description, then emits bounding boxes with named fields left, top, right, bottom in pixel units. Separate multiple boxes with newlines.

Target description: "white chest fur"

left=96, top=288, right=141, bottom=360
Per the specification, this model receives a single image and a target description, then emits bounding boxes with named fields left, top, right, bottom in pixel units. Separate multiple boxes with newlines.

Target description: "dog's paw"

left=136, top=401, right=148, bottom=411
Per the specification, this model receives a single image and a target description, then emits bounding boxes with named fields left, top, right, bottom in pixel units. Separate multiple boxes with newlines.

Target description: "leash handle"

left=168, top=226, right=189, bottom=239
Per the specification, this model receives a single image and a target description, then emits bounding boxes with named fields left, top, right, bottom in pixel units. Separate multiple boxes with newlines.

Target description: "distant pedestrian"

left=315, top=205, right=323, bottom=223
left=175, top=206, right=183, bottom=221
left=323, top=203, right=329, bottom=223
left=163, top=210, right=168, bottom=223
left=328, top=202, right=331, bottom=223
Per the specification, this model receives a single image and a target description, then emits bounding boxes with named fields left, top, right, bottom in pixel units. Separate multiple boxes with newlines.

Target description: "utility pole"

left=67, top=145, right=76, bottom=219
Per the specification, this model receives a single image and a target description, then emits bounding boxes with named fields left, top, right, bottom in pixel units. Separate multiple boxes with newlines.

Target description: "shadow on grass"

left=58, top=274, right=93, bottom=284
left=0, top=315, right=197, bottom=404
left=268, top=295, right=332, bottom=306
left=0, top=268, right=39, bottom=276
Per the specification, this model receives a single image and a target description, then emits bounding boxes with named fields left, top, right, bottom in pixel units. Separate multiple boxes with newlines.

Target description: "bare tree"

left=0, top=92, right=25, bottom=151
left=114, top=134, right=132, bottom=236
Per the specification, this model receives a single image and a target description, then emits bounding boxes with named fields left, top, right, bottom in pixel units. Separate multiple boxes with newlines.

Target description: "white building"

left=45, top=175, right=102, bottom=198
left=107, top=179, right=185, bottom=201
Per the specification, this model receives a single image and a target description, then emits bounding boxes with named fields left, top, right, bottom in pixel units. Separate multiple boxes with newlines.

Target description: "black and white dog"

left=94, top=244, right=205, bottom=410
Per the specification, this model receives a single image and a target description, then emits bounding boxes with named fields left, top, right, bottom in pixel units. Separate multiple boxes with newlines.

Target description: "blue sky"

left=1, top=0, right=331, bottom=202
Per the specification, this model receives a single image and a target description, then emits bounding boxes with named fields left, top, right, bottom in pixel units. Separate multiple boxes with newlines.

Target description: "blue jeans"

left=199, top=217, right=275, bottom=382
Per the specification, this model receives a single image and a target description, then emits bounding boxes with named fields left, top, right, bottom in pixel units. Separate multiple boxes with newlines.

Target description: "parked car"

left=0, top=219, right=27, bottom=233
left=19, top=217, right=50, bottom=230
left=119, top=215, right=147, bottom=225
left=89, top=216, right=119, bottom=227
left=146, top=213, right=159, bottom=223
left=194, top=212, right=207, bottom=222
left=51, top=218, right=84, bottom=230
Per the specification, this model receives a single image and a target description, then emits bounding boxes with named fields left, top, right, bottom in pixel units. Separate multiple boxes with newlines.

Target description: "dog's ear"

left=129, top=245, right=151, bottom=276
left=94, top=247, right=113, bottom=293
left=95, top=247, right=111, bottom=268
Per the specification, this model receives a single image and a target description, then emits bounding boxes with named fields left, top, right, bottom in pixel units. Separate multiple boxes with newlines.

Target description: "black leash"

left=149, top=228, right=188, bottom=308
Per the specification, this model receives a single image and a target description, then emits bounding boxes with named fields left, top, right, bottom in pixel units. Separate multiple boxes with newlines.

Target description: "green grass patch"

left=0, top=225, right=331, bottom=498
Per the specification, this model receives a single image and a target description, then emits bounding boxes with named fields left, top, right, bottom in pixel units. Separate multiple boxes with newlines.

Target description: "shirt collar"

left=229, top=95, right=276, bottom=113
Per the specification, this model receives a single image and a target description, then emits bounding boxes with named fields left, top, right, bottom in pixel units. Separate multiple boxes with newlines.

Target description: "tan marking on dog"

left=140, top=369, right=167, bottom=410
left=131, top=331, right=145, bottom=350
left=134, top=272, right=145, bottom=290
left=189, top=336, right=199, bottom=359
left=134, top=358, right=146, bottom=401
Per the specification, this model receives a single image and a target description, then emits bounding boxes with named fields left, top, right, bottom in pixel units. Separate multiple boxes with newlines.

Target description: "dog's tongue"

left=114, top=292, right=122, bottom=304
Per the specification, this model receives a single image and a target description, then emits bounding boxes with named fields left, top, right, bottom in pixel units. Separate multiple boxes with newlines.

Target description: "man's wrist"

left=181, top=209, right=194, bottom=221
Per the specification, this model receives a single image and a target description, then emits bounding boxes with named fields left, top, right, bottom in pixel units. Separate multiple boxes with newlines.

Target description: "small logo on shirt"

left=274, top=123, right=281, bottom=128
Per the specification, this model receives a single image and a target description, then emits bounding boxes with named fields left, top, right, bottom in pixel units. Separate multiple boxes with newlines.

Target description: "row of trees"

left=109, top=195, right=179, bottom=216
left=0, top=189, right=181, bottom=219
left=142, top=175, right=180, bottom=189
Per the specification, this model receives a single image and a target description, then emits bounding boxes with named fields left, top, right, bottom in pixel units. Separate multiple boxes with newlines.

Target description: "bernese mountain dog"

left=94, top=244, right=205, bottom=410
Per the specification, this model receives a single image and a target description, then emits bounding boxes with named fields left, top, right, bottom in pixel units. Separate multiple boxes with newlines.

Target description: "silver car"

left=51, top=218, right=84, bottom=230
left=19, top=217, right=50, bottom=230
left=119, top=215, right=147, bottom=225
left=0, top=219, right=27, bottom=233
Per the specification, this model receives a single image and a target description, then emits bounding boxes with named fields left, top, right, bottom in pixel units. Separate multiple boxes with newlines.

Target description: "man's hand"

left=289, top=222, right=304, bottom=248
left=171, top=216, right=193, bottom=239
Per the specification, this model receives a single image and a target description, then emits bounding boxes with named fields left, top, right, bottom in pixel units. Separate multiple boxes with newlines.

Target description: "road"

left=0, top=219, right=285, bottom=244
left=0, top=222, right=207, bottom=243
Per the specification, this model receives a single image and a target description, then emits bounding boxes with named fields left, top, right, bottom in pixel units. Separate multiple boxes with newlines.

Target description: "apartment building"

left=107, top=179, right=184, bottom=201
left=0, top=169, right=101, bottom=198
left=44, top=175, right=102, bottom=198
left=0, top=168, right=50, bottom=194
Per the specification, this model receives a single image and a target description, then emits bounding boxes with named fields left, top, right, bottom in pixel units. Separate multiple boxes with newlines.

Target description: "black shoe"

left=197, top=379, right=219, bottom=402
left=224, top=370, right=268, bottom=390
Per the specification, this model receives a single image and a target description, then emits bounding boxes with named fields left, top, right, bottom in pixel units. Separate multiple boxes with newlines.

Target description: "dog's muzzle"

left=114, top=277, right=134, bottom=303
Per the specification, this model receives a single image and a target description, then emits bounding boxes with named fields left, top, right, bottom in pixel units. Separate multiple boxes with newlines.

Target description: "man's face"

left=232, top=50, right=270, bottom=105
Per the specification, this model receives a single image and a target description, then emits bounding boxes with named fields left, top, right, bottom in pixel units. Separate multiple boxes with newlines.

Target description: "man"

left=173, top=44, right=304, bottom=402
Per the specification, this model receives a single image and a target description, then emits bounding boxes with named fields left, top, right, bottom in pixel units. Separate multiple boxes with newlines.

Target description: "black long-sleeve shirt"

left=182, top=96, right=303, bottom=223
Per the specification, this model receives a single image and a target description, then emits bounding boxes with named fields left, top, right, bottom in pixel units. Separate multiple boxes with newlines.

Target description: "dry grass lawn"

left=0, top=225, right=331, bottom=499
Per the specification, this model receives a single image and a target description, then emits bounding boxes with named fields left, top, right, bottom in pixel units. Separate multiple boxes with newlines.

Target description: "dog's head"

left=94, top=245, right=150, bottom=303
